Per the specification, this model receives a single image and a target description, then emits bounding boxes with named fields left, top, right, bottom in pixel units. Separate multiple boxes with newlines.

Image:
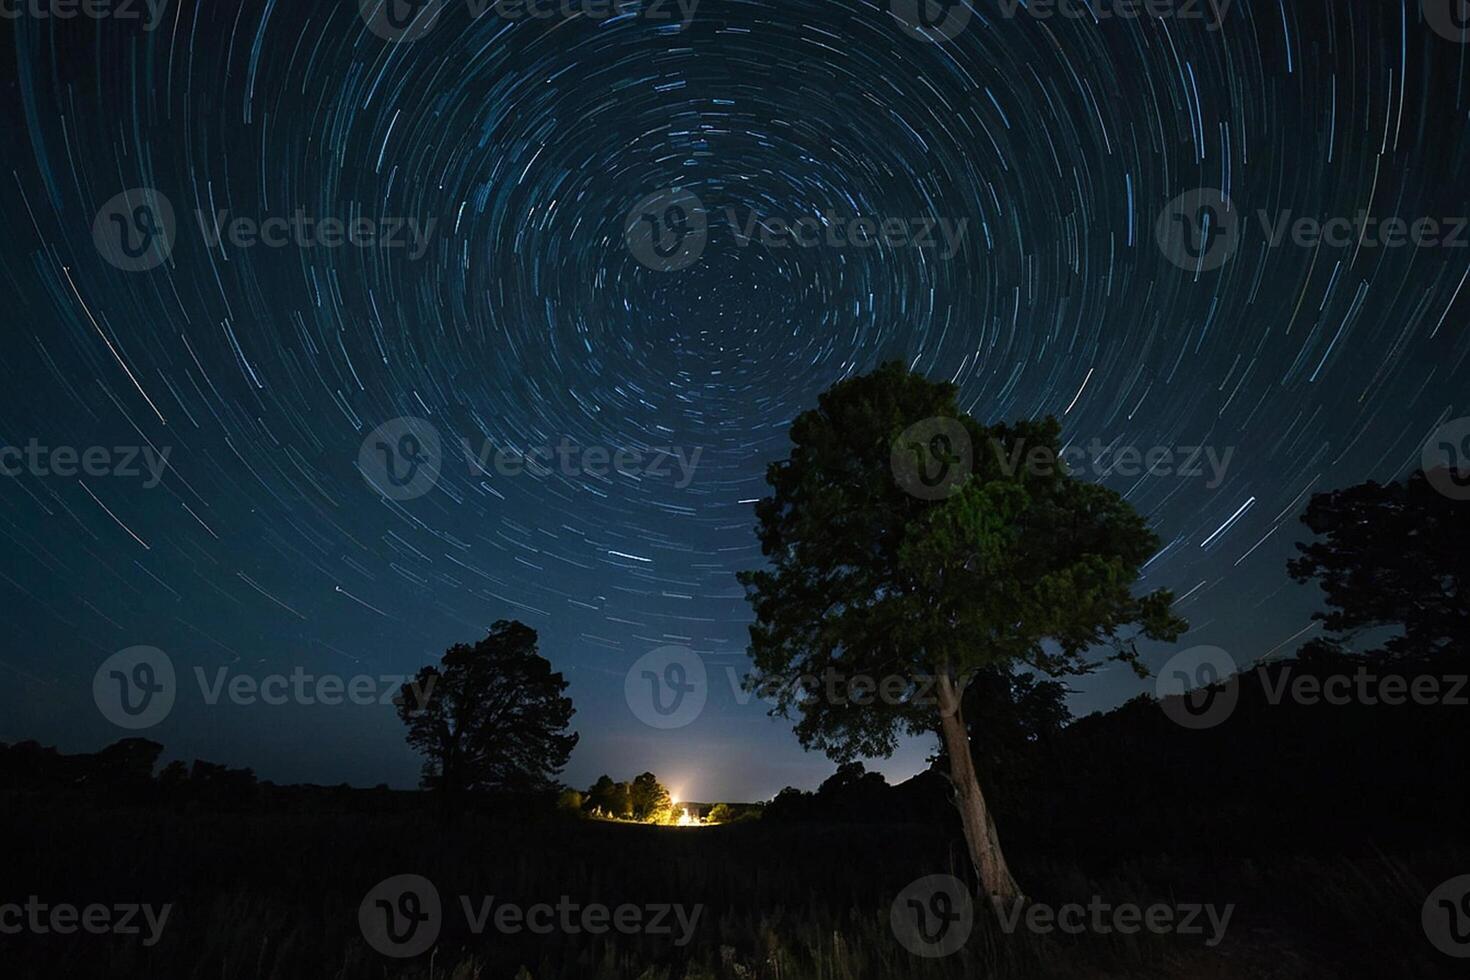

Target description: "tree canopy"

left=1288, top=468, right=1468, bottom=660
left=396, top=620, right=578, bottom=800
left=739, top=362, right=1183, bottom=757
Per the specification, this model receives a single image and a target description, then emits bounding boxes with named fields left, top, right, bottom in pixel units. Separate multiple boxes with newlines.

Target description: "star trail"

left=0, top=0, right=1466, bottom=800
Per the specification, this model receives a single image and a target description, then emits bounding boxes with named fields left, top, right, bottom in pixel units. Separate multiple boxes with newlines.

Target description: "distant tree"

left=586, top=774, right=617, bottom=812
left=607, top=781, right=633, bottom=819
left=739, top=363, right=1184, bottom=900
left=395, top=620, right=579, bottom=805
left=816, top=761, right=889, bottom=809
left=707, top=802, right=735, bottom=823
left=1288, top=469, right=1468, bottom=660
left=93, top=738, right=165, bottom=783
left=764, top=786, right=813, bottom=822
left=556, top=788, right=585, bottom=815
left=157, top=759, right=190, bottom=792
left=628, top=771, right=673, bottom=822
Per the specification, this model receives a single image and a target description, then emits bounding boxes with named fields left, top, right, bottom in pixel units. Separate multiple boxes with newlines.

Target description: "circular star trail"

left=1, top=0, right=1466, bottom=796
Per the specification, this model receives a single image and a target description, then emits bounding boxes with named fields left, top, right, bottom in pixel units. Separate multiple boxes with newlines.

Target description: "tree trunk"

left=936, top=672, right=1022, bottom=903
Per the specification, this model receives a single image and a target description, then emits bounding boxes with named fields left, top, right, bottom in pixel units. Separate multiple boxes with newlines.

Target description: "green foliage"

left=586, top=774, right=635, bottom=819
left=738, top=363, right=1185, bottom=761
left=556, top=788, right=585, bottom=814
left=629, top=771, right=674, bottom=823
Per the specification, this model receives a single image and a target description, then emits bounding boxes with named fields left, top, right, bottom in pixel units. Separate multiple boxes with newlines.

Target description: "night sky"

left=1, top=0, right=1466, bottom=802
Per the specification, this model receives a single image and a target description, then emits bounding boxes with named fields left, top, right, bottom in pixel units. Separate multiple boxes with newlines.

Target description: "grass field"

left=1, top=790, right=1460, bottom=980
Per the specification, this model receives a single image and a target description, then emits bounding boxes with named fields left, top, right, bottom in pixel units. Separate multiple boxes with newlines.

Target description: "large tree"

left=396, top=620, right=578, bottom=803
left=738, top=363, right=1183, bottom=900
left=1288, top=469, right=1468, bottom=660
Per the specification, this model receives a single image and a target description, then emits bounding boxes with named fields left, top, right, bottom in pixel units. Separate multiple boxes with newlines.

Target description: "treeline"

left=560, top=772, right=762, bottom=824
left=760, top=644, right=1468, bottom=860
left=0, top=739, right=548, bottom=816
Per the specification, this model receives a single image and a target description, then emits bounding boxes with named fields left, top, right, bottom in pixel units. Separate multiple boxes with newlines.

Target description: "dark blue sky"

left=1, top=0, right=1466, bottom=801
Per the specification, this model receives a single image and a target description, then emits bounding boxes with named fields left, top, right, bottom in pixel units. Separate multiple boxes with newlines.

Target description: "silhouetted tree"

left=739, top=363, right=1184, bottom=900
left=396, top=620, right=578, bottom=805
left=1288, top=469, right=1468, bottom=660
left=815, top=761, right=889, bottom=811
